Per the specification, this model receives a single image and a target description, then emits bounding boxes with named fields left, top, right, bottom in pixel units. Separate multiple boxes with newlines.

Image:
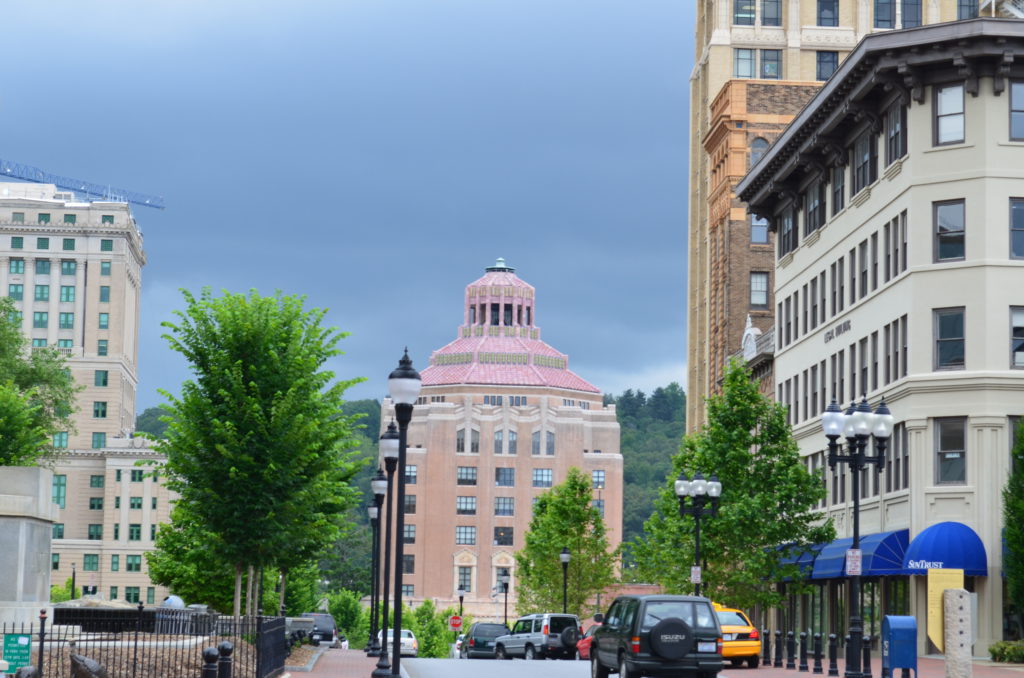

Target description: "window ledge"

left=851, top=186, right=872, bottom=207
left=884, top=158, right=904, bottom=180
left=998, top=140, right=1024, bottom=147
left=923, top=142, right=974, bottom=153
left=778, top=252, right=794, bottom=268
left=804, top=229, right=822, bottom=247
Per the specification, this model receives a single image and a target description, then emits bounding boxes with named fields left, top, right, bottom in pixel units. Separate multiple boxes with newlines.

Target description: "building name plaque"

left=823, top=319, right=851, bottom=344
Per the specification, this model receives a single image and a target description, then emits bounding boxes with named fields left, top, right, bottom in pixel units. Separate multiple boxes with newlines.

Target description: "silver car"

left=494, top=613, right=581, bottom=660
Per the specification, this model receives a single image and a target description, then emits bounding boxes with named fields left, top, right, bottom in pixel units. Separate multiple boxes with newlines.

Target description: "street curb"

left=285, top=644, right=331, bottom=672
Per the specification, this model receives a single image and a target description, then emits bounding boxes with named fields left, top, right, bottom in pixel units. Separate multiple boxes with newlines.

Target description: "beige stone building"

left=1, top=183, right=168, bottom=604
left=737, top=17, right=1024, bottom=652
left=381, top=260, right=622, bottom=620
left=687, top=0, right=986, bottom=431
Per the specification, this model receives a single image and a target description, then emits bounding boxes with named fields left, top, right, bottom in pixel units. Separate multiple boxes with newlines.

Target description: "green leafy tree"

left=50, top=577, right=76, bottom=603
left=157, top=288, right=365, bottom=616
left=328, top=589, right=365, bottom=639
left=633, top=359, right=833, bottom=611
left=0, top=297, right=79, bottom=464
left=1004, top=418, right=1024, bottom=620
left=412, top=599, right=450, bottom=658
left=515, top=467, right=618, bottom=617
left=135, top=406, right=172, bottom=439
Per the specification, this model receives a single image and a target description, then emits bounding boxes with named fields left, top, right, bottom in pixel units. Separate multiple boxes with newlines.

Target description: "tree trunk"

left=245, top=565, right=256, bottom=617
left=233, top=563, right=243, bottom=618
left=278, top=568, right=288, bottom=616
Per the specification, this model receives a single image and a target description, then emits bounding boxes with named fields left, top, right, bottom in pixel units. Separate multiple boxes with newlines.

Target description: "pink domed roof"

left=420, top=259, right=600, bottom=394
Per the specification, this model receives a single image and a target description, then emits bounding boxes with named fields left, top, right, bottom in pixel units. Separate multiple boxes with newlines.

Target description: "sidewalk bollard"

left=775, top=630, right=784, bottom=668
left=218, top=641, right=234, bottom=678
left=827, top=634, right=839, bottom=677
left=786, top=631, right=796, bottom=669
left=862, top=638, right=872, bottom=678
left=799, top=631, right=809, bottom=672
left=202, top=647, right=219, bottom=678
left=813, top=633, right=823, bottom=675
left=763, top=628, right=772, bottom=666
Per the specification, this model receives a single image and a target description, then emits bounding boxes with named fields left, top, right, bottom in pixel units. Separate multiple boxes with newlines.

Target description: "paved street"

left=302, top=648, right=1024, bottom=678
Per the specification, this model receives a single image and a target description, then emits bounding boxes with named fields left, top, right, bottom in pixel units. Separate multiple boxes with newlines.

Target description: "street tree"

left=1004, top=418, right=1024, bottom=618
left=514, top=467, right=618, bottom=618
left=633, top=359, right=834, bottom=611
left=158, top=288, right=365, bottom=616
left=0, top=297, right=79, bottom=464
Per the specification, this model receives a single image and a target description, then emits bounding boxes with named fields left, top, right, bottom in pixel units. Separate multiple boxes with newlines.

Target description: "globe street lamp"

left=371, top=425, right=399, bottom=678
left=388, top=350, right=421, bottom=678
left=499, top=573, right=511, bottom=626
left=366, top=469, right=387, bottom=656
left=456, top=586, right=465, bottom=617
left=559, top=547, right=571, bottom=614
left=822, top=396, right=893, bottom=678
left=675, top=471, right=723, bottom=597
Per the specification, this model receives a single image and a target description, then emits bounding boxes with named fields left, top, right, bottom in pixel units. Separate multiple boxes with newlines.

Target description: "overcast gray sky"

left=2, top=1, right=694, bottom=408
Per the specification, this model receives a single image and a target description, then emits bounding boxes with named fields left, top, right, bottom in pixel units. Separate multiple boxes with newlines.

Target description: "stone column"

left=0, top=466, right=57, bottom=625
left=943, top=589, right=971, bottom=678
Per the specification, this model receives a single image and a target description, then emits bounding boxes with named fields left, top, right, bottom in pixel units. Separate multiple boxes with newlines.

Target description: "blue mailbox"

left=881, top=615, right=917, bottom=678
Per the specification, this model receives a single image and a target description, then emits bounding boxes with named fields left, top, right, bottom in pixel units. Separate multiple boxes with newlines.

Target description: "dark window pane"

left=734, top=0, right=755, bottom=24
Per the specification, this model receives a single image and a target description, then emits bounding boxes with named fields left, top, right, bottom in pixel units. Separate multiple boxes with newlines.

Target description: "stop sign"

left=449, top=615, right=463, bottom=631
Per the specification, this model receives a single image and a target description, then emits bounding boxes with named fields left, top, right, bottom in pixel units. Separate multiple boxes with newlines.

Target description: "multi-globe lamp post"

left=674, top=471, right=722, bottom=597
left=821, top=395, right=893, bottom=678
left=387, top=350, right=421, bottom=678
left=559, top=547, right=571, bottom=614
left=371, top=425, right=400, bottom=678
left=366, top=469, right=387, bottom=656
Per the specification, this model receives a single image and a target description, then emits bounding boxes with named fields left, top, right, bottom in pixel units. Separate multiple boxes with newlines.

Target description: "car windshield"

left=717, top=611, right=750, bottom=626
left=475, top=624, right=509, bottom=638
left=548, top=617, right=577, bottom=633
left=641, top=601, right=718, bottom=632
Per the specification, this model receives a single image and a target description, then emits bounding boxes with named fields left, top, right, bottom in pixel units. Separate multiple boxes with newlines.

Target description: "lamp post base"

left=371, top=655, right=392, bottom=678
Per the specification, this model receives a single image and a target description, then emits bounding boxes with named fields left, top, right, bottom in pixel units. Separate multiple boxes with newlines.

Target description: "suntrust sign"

left=908, top=560, right=944, bottom=569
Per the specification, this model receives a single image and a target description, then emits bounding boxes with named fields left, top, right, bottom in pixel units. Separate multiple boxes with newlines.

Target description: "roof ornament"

left=485, top=257, right=515, bottom=273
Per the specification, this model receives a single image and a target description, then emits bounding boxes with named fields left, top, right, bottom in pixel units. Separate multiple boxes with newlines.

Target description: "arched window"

left=750, top=137, right=769, bottom=168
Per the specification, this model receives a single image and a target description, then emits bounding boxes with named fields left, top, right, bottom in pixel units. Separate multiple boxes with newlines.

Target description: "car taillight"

left=717, top=638, right=723, bottom=654
left=469, top=638, right=475, bottom=646
left=750, top=628, right=760, bottom=640
left=543, top=624, right=549, bottom=635
left=631, top=636, right=640, bottom=654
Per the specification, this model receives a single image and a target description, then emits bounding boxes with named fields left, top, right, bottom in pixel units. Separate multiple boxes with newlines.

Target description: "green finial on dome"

left=485, top=257, right=515, bottom=273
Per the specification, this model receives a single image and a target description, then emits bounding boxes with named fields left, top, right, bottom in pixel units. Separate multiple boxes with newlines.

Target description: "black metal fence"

left=0, top=606, right=286, bottom=678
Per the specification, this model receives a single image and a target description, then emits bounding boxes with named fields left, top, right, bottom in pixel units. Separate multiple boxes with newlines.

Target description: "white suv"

left=494, top=613, right=581, bottom=660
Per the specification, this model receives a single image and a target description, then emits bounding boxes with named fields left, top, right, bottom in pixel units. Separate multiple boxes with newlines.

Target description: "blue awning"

left=810, top=530, right=910, bottom=579
left=777, top=543, right=823, bottom=581
left=811, top=537, right=853, bottom=579
left=903, top=522, right=988, bottom=576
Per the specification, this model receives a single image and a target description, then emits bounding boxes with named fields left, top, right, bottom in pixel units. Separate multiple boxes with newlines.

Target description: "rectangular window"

left=94, top=370, right=109, bottom=387
left=818, top=0, right=838, bottom=26
left=404, top=494, right=417, bottom=514
left=508, top=430, right=518, bottom=455
left=458, top=566, right=472, bottom=592
left=131, top=469, right=144, bottom=483
left=885, top=103, right=907, bottom=165
left=98, top=340, right=108, bottom=356
left=456, top=496, right=477, bottom=515
left=1011, top=199, right=1024, bottom=258
left=10, top=236, right=24, bottom=250
left=53, top=431, right=68, bottom=448
left=1012, top=307, right=1024, bottom=368
left=125, top=587, right=140, bottom=603
left=532, top=468, right=553, bottom=488
left=36, top=237, right=48, bottom=249
left=115, top=497, right=121, bottom=509
left=59, top=285, right=75, bottom=302
left=495, top=468, right=515, bottom=487
left=129, top=496, right=142, bottom=509
left=853, top=130, right=878, bottom=193
left=125, top=555, right=142, bottom=572
left=90, top=475, right=104, bottom=488
left=593, top=498, right=606, bottom=518
left=99, top=286, right=110, bottom=303
left=401, top=585, right=414, bottom=597
left=92, top=432, right=106, bottom=449
left=936, top=417, right=967, bottom=484
left=734, top=49, right=755, bottom=78
left=875, top=0, right=894, bottom=28
left=89, top=497, right=104, bottom=510
left=53, top=523, right=64, bottom=539
left=93, top=401, right=108, bottom=418
left=8, top=258, right=24, bottom=274
left=50, top=553, right=59, bottom=571
left=404, top=464, right=417, bottom=485
left=470, top=429, right=479, bottom=453
left=934, top=199, right=965, bottom=261
left=31, top=339, right=46, bottom=348
left=832, top=165, right=845, bottom=215
left=100, top=238, right=114, bottom=251
left=761, top=49, right=781, bottom=79
left=58, top=312, right=74, bottom=329
left=151, top=524, right=156, bottom=540
left=88, top=524, right=103, bottom=540
left=778, top=208, right=796, bottom=258
left=102, top=215, right=115, bottom=225
left=11, top=213, right=24, bottom=223
left=751, top=215, right=769, bottom=244
left=859, top=240, right=868, bottom=299
left=546, top=430, right=555, bottom=455
left=147, top=587, right=155, bottom=605
left=935, top=307, right=966, bottom=370
left=734, top=0, right=755, bottom=25
left=60, top=260, right=76, bottom=276
left=495, top=496, right=515, bottom=516
left=816, top=51, right=838, bottom=81
left=38, top=213, right=50, bottom=224
left=101, top=261, right=111, bottom=276
left=403, top=524, right=416, bottom=544
left=456, top=428, right=465, bottom=453
left=901, top=0, right=922, bottom=27
left=455, top=525, right=476, bottom=545
left=402, top=554, right=415, bottom=574
left=750, top=272, right=769, bottom=308
left=8, top=284, right=23, bottom=300
left=62, top=236, right=75, bottom=249
left=33, top=311, right=48, bottom=329
left=1012, top=82, right=1024, bottom=140
left=762, top=0, right=781, bottom=25
left=58, top=339, right=71, bottom=349
left=128, top=524, right=142, bottom=541
left=935, top=83, right=965, bottom=145
left=83, top=554, right=99, bottom=571
left=493, top=526, right=514, bottom=546
left=35, top=260, right=50, bottom=275
left=494, top=429, right=503, bottom=454
left=456, top=466, right=477, bottom=485
left=98, top=313, right=109, bottom=329
left=957, top=0, right=978, bottom=19
left=152, top=497, right=157, bottom=509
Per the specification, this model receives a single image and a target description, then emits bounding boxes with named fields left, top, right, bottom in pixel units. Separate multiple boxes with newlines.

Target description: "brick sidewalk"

left=296, top=647, right=397, bottom=678
left=731, top=655, right=1024, bottom=678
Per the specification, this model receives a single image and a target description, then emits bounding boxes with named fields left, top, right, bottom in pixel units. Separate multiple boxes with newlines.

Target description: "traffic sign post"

left=690, top=566, right=702, bottom=584
left=448, top=615, right=463, bottom=632
left=3, top=634, right=31, bottom=671
left=846, top=549, right=863, bottom=576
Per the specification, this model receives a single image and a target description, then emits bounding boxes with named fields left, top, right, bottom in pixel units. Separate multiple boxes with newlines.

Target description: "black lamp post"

left=499, top=573, right=510, bottom=626
left=559, top=547, right=571, bottom=614
left=71, top=562, right=76, bottom=600
left=822, top=396, right=893, bottom=678
left=372, top=426, right=399, bottom=678
left=675, top=471, right=723, bottom=597
left=366, top=469, right=386, bottom=656
left=457, top=586, right=465, bottom=617
left=388, top=350, right=421, bottom=678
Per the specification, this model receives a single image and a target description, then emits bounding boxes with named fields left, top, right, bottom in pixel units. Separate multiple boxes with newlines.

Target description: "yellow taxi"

left=713, top=603, right=761, bottom=668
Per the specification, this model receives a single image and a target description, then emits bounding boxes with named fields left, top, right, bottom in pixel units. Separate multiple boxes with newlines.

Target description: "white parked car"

left=377, top=629, right=418, bottom=657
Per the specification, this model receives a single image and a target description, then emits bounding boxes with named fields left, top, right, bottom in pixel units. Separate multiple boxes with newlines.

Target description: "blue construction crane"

left=0, top=157, right=164, bottom=210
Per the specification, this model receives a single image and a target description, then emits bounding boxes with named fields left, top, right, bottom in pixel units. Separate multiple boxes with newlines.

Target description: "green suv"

left=590, top=594, right=724, bottom=678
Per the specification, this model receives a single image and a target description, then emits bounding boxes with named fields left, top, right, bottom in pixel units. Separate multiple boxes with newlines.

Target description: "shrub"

left=989, top=640, right=1024, bottom=663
